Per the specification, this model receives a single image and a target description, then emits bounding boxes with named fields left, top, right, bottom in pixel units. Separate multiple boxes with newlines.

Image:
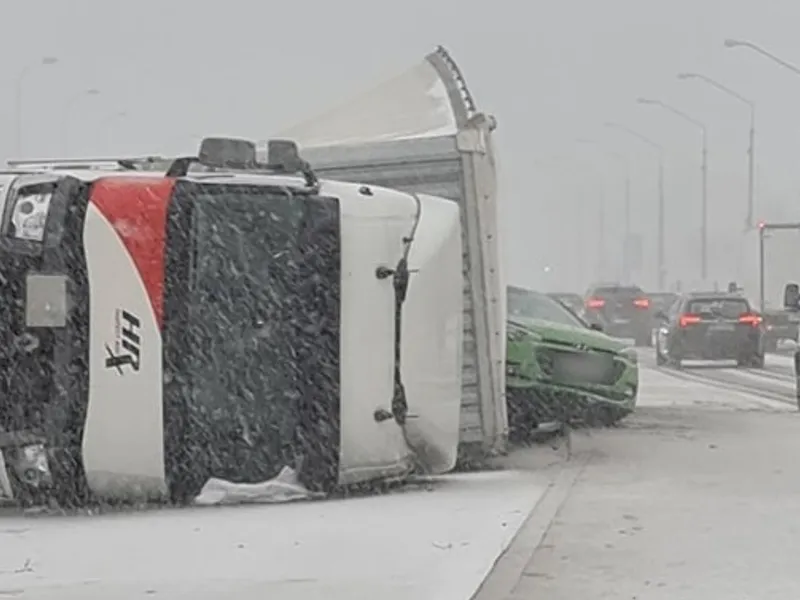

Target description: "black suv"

left=583, top=283, right=653, bottom=346
left=654, top=292, right=765, bottom=368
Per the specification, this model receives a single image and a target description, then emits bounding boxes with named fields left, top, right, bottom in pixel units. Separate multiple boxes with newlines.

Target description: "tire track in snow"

left=638, top=365, right=795, bottom=412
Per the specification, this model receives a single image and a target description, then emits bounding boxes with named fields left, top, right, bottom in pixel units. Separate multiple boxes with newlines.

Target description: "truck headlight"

left=10, top=188, right=53, bottom=242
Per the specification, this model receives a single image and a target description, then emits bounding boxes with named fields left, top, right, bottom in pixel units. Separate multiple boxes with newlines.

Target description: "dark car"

left=583, top=284, right=652, bottom=346
left=654, top=292, right=765, bottom=368
left=546, top=292, right=584, bottom=315
left=761, top=309, right=799, bottom=352
left=648, top=292, right=678, bottom=317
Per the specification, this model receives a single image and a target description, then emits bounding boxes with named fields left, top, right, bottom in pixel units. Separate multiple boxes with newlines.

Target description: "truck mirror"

left=784, top=283, right=800, bottom=310
left=198, top=137, right=257, bottom=169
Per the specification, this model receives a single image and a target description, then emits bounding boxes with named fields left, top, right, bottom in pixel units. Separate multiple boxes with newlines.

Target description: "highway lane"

left=635, top=347, right=797, bottom=408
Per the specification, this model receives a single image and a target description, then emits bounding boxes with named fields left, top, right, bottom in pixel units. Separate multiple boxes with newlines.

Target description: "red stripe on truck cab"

left=88, top=177, right=175, bottom=328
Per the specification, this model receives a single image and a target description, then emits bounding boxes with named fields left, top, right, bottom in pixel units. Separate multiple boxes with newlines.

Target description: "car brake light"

left=586, top=297, right=605, bottom=309
left=738, top=313, right=762, bottom=326
left=633, top=297, right=650, bottom=309
left=679, top=313, right=702, bottom=327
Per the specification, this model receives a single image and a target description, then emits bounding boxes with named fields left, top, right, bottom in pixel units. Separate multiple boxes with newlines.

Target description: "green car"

left=505, top=285, right=639, bottom=438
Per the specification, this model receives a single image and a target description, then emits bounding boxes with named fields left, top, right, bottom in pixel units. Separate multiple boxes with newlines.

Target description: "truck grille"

left=536, top=347, right=624, bottom=386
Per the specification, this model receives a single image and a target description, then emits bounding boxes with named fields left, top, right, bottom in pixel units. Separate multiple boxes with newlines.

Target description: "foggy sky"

left=3, top=0, right=800, bottom=295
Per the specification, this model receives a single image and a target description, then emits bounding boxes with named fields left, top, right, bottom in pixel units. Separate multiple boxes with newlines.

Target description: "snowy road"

left=637, top=350, right=796, bottom=410
left=4, top=352, right=799, bottom=599
left=475, top=353, right=800, bottom=600
left=0, top=471, right=552, bottom=600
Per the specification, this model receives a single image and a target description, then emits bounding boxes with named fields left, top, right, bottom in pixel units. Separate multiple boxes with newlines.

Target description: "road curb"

left=469, top=452, right=591, bottom=600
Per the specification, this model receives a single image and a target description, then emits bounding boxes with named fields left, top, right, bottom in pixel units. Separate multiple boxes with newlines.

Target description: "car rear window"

left=593, top=286, right=643, bottom=297
left=687, top=297, right=751, bottom=319
left=650, top=294, right=677, bottom=309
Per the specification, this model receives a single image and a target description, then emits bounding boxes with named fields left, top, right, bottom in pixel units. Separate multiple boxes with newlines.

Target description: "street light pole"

left=678, top=72, right=756, bottom=231
left=575, top=138, right=630, bottom=281
left=637, top=98, right=709, bottom=281
left=14, top=56, right=58, bottom=156
left=657, top=157, right=665, bottom=290
left=62, top=88, right=101, bottom=154
left=532, top=154, right=601, bottom=283
left=99, top=110, right=128, bottom=151
left=604, top=122, right=667, bottom=289
left=701, top=128, right=708, bottom=281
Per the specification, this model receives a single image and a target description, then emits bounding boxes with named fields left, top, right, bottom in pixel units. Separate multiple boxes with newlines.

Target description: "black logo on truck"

left=105, top=309, right=141, bottom=374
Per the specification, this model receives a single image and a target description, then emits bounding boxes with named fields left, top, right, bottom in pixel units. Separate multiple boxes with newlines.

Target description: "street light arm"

left=726, top=39, right=800, bottom=76
left=679, top=73, right=753, bottom=106
left=640, top=99, right=705, bottom=131
left=604, top=121, right=663, bottom=154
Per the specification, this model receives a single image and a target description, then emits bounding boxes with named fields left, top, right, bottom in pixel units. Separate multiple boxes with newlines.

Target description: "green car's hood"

left=509, top=316, right=626, bottom=353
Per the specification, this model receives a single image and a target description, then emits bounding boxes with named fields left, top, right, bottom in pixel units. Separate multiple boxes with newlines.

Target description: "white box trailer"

left=276, top=47, right=507, bottom=460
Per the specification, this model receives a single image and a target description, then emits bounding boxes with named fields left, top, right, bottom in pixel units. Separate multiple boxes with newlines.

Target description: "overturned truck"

left=276, top=46, right=507, bottom=463
left=0, top=137, right=465, bottom=506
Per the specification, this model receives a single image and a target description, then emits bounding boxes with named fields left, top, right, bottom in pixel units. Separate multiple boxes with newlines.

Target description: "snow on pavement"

left=0, top=471, right=550, bottom=600
left=483, top=404, right=800, bottom=599
left=636, top=364, right=794, bottom=412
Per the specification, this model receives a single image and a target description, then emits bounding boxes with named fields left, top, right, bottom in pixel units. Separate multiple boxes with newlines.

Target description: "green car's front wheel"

left=506, top=387, right=540, bottom=442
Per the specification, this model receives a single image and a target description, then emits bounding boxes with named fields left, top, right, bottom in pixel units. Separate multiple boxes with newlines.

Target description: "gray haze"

left=3, top=0, right=800, bottom=296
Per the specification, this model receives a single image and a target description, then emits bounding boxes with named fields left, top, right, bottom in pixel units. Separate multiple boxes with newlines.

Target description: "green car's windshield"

left=508, top=289, right=587, bottom=328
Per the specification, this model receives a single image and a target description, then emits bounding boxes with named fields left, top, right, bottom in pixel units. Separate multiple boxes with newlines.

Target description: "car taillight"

left=586, top=297, right=605, bottom=309
left=738, top=313, right=762, bottom=327
left=679, top=313, right=702, bottom=327
left=633, top=297, right=650, bottom=309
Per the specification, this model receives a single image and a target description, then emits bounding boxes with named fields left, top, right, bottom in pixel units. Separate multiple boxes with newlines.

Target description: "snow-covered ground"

left=636, top=362, right=795, bottom=412
left=476, top=359, right=800, bottom=600
left=6, top=359, right=790, bottom=600
left=0, top=471, right=550, bottom=600
left=479, top=406, right=800, bottom=600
